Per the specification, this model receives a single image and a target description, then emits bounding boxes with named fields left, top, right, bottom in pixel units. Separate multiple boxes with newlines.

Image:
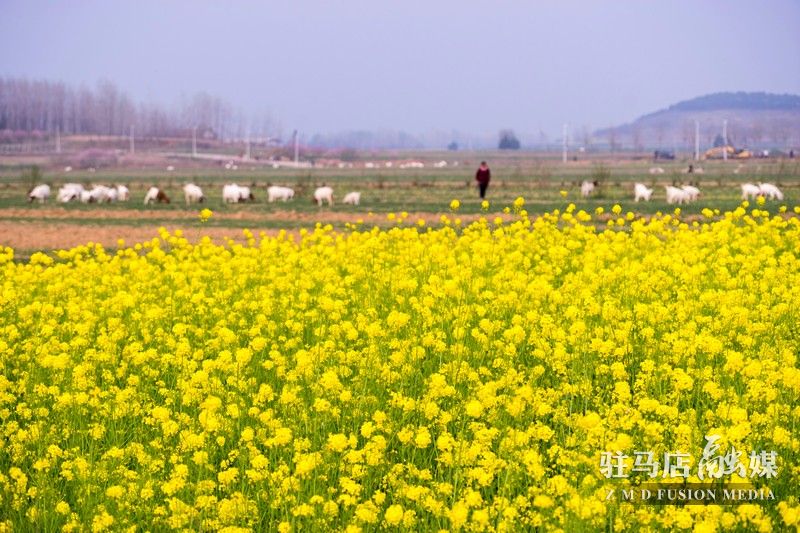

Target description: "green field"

left=1, top=154, right=798, bottom=259
left=1, top=155, right=799, bottom=216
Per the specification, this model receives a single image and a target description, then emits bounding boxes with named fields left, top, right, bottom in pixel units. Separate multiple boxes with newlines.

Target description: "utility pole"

left=722, top=119, right=728, bottom=162
left=694, top=120, right=700, bottom=161
left=55, top=126, right=61, bottom=154
left=192, top=126, right=197, bottom=158
left=129, top=125, right=135, bottom=154
left=562, top=123, right=568, bottom=163
left=293, top=130, right=299, bottom=165
left=245, top=130, right=251, bottom=160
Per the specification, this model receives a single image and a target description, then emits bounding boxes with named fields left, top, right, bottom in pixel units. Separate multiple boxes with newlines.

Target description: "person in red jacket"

left=475, top=161, right=491, bottom=199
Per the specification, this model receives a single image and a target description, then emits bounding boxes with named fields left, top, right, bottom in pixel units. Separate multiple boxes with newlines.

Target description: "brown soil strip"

left=0, top=221, right=283, bottom=252
left=0, top=207, right=511, bottom=224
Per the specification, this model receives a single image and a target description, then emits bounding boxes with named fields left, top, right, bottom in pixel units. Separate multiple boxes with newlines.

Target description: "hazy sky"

left=1, top=0, right=799, bottom=137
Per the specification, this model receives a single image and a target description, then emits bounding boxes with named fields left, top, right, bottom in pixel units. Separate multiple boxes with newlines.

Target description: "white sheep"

left=105, top=187, right=119, bottom=202
left=758, top=183, right=783, bottom=200
left=89, top=185, right=114, bottom=203
left=222, top=184, right=254, bottom=203
left=267, top=186, right=294, bottom=202
left=649, top=167, right=665, bottom=175
left=634, top=183, right=653, bottom=202
left=342, top=191, right=361, bottom=205
left=741, top=183, right=761, bottom=201
left=58, top=183, right=84, bottom=203
left=80, top=190, right=94, bottom=203
left=116, top=185, right=130, bottom=201
left=681, top=185, right=700, bottom=202
left=580, top=180, right=596, bottom=198
left=237, top=185, right=253, bottom=201
left=665, top=185, right=689, bottom=205
left=314, top=186, right=334, bottom=206
left=183, top=184, right=205, bottom=205
left=28, top=184, right=51, bottom=203
left=222, top=184, right=241, bottom=203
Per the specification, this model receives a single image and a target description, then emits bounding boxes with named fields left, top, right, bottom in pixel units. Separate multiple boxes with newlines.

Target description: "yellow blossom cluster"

left=0, top=203, right=798, bottom=531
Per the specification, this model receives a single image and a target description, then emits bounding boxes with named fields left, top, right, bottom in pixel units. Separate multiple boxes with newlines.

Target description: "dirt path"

left=0, top=207, right=477, bottom=224
left=6, top=208, right=776, bottom=253
left=0, top=221, right=282, bottom=252
left=0, top=212, right=513, bottom=252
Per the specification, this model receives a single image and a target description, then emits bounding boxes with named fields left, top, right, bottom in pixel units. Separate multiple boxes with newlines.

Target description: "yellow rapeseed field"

left=1, top=201, right=799, bottom=532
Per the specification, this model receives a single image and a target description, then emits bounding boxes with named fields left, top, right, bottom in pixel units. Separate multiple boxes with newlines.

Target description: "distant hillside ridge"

left=595, top=91, right=800, bottom=150
left=645, top=92, right=800, bottom=117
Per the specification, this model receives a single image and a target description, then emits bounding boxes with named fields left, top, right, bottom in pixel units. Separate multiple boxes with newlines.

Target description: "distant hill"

left=595, top=92, right=800, bottom=151
left=651, top=92, right=800, bottom=113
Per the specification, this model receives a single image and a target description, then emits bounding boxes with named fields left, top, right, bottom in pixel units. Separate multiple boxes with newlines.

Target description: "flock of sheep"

left=27, top=183, right=131, bottom=203
left=579, top=180, right=783, bottom=205
left=27, top=182, right=362, bottom=207
left=27, top=180, right=785, bottom=207
left=214, top=184, right=360, bottom=206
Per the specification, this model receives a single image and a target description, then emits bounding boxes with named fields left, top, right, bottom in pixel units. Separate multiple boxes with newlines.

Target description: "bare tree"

left=632, top=124, right=643, bottom=153
left=0, top=75, right=263, bottom=143
left=655, top=121, right=666, bottom=148
left=681, top=121, right=694, bottom=153
left=581, top=125, right=591, bottom=151
left=607, top=128, right=618, bottom=153
left=750, top=121, right=763, bottom=147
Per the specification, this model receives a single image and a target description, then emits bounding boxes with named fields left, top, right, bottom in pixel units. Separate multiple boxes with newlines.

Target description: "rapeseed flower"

left=0, top=203, right=797, bottom=531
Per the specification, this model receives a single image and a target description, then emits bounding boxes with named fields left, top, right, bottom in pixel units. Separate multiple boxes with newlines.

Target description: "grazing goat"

left=222, top=184, right=254, bottom=203
left=634, top=183, right=653, bottom=202
left=116, top=185, right=130, bottom=201
left=105, top=187, right=119, bottom=202
left=342, top=191, right=361, bottom=205
left=183, top=184, right=205, bottom=205
left=648, top=167, right=665, bottom=175
left=681, top=185, right=700, bottom=202
left=237, top=185, right=253, bottom=202
left=28, top=184, right=51, bottom=203
left=313, top=186, right=334, bottom=206
left=665, top=185, right=689, bottom=205
left=580, top=180, right=597, bottom=198
left=58, top=183, right=83, bottom=203
left=758, top=183, right=783, bottom=200
left=222, top=184, right=241, bottom=203
left=88, top=185, right=114, bottom=203
left=144, top=187, right=170, bottom=205
left=267, top=186, right=294, bottom=202
left=741, top=183, right=761, bottom=201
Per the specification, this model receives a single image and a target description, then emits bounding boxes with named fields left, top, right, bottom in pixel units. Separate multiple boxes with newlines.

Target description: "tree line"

left=0, top=77, right=279, bottom=142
